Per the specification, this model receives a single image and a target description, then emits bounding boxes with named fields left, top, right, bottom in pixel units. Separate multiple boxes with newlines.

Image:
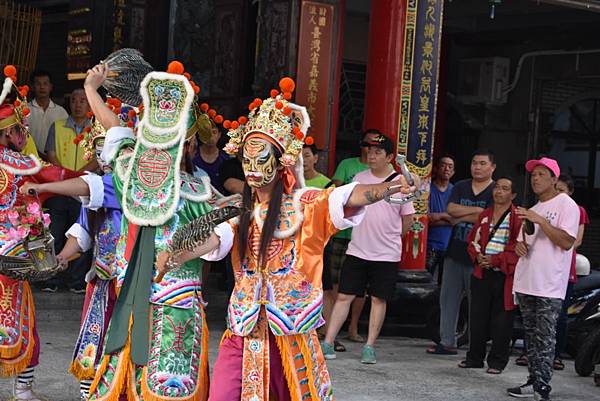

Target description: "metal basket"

left=0, top=233, right=60, bottom=283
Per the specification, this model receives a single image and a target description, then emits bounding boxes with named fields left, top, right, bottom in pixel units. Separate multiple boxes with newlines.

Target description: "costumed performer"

left=20, top=102, right=138, bottom=400
left=0, top=65, right=81, bottom=401
left=201, top=77, right=418, bottom=401
left=82, top=62, right=235, bottom=401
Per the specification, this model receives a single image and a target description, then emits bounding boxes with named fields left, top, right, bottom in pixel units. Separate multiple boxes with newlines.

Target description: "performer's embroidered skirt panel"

left=210, top=322, right=334, bottom=401
left=70, top=279, right=117, bottom=381
left=0, top=278, right=37, bottom=376
left=89, top=298, right=209, bottom=401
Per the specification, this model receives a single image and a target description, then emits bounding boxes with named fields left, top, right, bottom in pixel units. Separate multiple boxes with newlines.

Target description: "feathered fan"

left=154, top=205, right=244, bottom=282
left=68, top=48, right=153, bottom=106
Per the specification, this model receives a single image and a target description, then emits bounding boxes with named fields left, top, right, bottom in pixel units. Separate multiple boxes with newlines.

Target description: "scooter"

left=512, top=260, right=600, bottom=358
left=574, top=301, right=600, bottom=378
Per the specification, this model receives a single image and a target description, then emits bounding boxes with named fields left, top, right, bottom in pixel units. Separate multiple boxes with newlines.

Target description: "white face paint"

left=94, top=139, right=111, bottom=173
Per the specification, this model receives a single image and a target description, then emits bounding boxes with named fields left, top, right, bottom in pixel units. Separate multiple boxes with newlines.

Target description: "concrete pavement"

left=0, top=291, right=598, bottom=400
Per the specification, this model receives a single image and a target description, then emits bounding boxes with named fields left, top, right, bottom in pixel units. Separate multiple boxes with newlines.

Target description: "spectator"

left=426, top=155, right=455, bottom=282
left=193, top=118, right=229, bottom=193
left=460, top=177, right=521, bottom=374
left=28, top=70, right=68, bottom=155
left=41, top=89, right=96, bottom=293
left=427, top=150, right=495, bottom=355
left=303, top=143, right=334, bottom=188
left=45, top=89, right=97, bottom=172
left=553, top=174, right=589, bottom=371
left=508, top=157, right=579, bottom=401
left=323, top=133, right=415, bottom=364
left=328, top=129, right=380, bottom=346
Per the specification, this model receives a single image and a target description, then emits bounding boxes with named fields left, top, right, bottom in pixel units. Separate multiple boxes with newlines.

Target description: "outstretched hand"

left=84, top=64, right=109, bottom=91
left=19, top=182, right=42, bottom=196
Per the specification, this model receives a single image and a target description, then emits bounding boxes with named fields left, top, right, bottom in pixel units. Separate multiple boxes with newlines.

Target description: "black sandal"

left=334, top=340, right=346, bottom=352
left=553, top=358, right=565, bottom=370
left=515, top=354, right=528, bottom=366
left=458, top=360, right=484, bottom=368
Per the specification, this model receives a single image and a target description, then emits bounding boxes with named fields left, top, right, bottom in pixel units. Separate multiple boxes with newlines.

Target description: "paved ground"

left=0, top=291, right=598, bottom=400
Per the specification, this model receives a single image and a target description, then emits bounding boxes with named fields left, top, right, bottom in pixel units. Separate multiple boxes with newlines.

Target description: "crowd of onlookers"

left=28, top=70, right=586, bottom=401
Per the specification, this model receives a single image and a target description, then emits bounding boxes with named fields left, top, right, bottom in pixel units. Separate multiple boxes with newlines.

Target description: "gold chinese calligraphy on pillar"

left=398, top=0, right=444, bottom=269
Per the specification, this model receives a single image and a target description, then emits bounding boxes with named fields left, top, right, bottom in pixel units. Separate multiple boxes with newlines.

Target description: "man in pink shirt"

left=507, top=157, right=579, bottom=401
left=322, top=133, right=415, bottom=364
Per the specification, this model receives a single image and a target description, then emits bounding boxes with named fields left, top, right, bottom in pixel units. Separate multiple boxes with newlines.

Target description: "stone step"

left=31, top=289, right=85, bottom=321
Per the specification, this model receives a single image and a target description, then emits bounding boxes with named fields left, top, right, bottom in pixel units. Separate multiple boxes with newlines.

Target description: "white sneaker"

left=12, top=381, right=48, bottom=401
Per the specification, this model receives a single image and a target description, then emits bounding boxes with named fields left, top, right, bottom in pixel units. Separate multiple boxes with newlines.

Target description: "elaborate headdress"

left=0, top=65, right=31, bottom=131
left=77, top=98, right=139, bottom=161
left=224, top=77, right=312, bottom=167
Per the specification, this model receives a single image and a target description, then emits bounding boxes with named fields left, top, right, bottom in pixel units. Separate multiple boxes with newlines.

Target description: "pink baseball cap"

left=525, top=157, right=560, bottom=177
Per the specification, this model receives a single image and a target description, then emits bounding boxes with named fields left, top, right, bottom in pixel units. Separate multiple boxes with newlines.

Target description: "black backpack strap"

left=383, top=172, right=400, bottom=183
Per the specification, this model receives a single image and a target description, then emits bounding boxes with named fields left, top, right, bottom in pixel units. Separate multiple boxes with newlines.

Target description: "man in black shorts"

left=323, top=133, right=415, bottom=364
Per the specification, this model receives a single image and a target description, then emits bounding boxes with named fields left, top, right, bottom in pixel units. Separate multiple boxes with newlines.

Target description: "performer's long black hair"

left=237, top=148, right=284, bottom=268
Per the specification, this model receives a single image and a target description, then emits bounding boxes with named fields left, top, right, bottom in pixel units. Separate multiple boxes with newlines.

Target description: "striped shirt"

left=485, top=212, right=511, bottom=255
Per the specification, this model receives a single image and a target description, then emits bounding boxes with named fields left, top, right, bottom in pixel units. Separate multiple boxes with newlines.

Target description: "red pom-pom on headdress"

left=270, top=89, right=279, bottom=98
left=305, top=136, right=314, bottom=145
left=3, top=65, right=16, bottom=77
left=275, top=101, right=283, bottom=110
left=223, top=120, right=231, bottom=129
left=238, top=116, right=248, bottom=125
left=200, top=103, right=209, bottom=112
left=283, top=92, right=292, bottom=100
left=282, top=106, right=292, bottom=116
left=167, top=60, right=185, bottom=75
left=208, top=109, right=217, bottom=118
left=279, top=77, right=295, bottom=93
left=231, top=121, right=240, bottom=129
left=214, top=115, right=224, bottom=124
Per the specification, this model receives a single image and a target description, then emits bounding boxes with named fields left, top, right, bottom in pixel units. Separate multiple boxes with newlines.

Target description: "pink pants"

left=208, top=332, right=291, bottom=401
left=30, top=322, right=40, bottom=367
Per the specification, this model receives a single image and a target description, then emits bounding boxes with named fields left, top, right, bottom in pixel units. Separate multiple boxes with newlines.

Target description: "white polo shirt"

left=27, top=98, right=68, bottom=151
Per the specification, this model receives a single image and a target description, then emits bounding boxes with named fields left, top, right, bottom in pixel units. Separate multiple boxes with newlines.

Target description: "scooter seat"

left=574, top=269, right=600, bottom=293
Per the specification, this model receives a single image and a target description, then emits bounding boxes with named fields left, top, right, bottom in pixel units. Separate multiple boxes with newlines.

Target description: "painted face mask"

left=242, top=137, right=278, bottom=188
left=94, top=138, right=112, bottom=173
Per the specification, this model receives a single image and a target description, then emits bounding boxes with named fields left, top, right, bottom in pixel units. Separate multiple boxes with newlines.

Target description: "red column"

left=362, top=0, right=406, bottom=137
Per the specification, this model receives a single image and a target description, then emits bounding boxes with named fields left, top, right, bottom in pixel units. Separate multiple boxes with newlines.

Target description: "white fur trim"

left=66, top=223, right=92, bottom=252
left=252, top=187, right=316, bottom=239
left=79, top=173, right=104, bottom=210
left=286, top=102, right=311, bottom=134
left=102, top=126, right=135, bottom=164
left=121, top=72, right=195, bottom=226
left=201, top=222, right=234, bottom=262
left=180, top=173, right=213, bottom=202
left=0, top=77, right=13, bottom=105
left=137, top=72, right=194, bottom=150
left=328, top=182, right=366, bottom=230
left=0, top=153, right=42, bottom=176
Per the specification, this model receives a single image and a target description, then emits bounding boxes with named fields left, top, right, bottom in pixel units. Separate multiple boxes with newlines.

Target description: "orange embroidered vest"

left=228, top=187, right=337, bottom=336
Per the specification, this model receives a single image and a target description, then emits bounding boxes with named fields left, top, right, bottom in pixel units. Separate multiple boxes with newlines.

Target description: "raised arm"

left=83, top=64, right=120, bottom=130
